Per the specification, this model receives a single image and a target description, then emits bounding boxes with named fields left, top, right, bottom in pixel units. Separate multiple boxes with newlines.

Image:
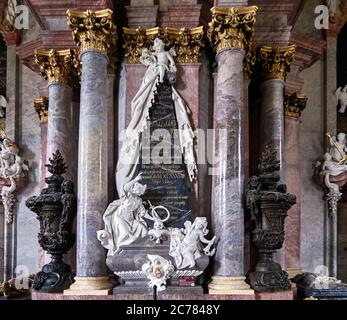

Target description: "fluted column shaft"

left=207, top=5, right=257, bottom=295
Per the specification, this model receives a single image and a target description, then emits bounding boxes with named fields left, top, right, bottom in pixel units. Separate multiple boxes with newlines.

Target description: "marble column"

left=257, top=45, right=296, bottom=181
left=207, top=5, right=257, bottom=295
left=283, top=92, right=307, bottom=280
left=34, top=49, right=79, bottom=185
left=257, top=45, right=296, bottom=270
left=65, top=9, right=117, bottom=295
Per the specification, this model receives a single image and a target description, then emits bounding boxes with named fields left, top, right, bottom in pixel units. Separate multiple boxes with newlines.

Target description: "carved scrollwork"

left=207, top=6, right=258, bottom=54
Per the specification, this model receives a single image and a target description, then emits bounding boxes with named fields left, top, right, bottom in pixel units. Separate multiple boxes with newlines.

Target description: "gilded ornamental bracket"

left=66, top=9, right=117, bottom=65
left=284, top=91, right=307, bottom=119
left=35, top=49, right=80, bottom=88
left=122, top=26, right=204, bottom=64
left=257, top=45, right=296, bottom=81
left=207, top=6, right=258, bottom=54
left=34, top=97, right=49, bottom=123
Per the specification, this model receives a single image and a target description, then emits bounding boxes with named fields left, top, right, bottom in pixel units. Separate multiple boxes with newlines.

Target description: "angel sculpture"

left=169, top=217, right=216, bottom=269
left=335, top=85, right=347, bottom=113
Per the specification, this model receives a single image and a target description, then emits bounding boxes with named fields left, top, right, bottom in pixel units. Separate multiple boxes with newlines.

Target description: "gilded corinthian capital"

left=35, top=49, right=79, bottom=87
left=284, top=91, right=307, bottom=119
left=123, top=26, right=204, bottom=64
left=67, top=9, right=117, bottom=58
left=164, top=27, right=204, bottom=63
left=123, top=27, right=160, bottom=64
left=258, top=45, right=296, bottom=81
left=207, top=6, right=258, bottom=54
left=34, top=97, right=49, bottom=123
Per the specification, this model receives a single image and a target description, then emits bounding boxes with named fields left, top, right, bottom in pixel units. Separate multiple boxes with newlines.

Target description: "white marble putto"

left=0, top=137, right=29, bottom=223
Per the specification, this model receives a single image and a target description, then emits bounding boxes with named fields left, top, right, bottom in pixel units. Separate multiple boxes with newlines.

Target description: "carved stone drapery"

left=34, top=49, right=79, bottom=87
left=207, top=6, right=258, bottom=54
left=284, top=91, right=307, bottom=119
left=257, top=45, right=296, bottom=81
left=67, top=9, right=117, bottom=60
left=34, top=97, right=49, bottom=124
left=122, top=26, right=204, bottom=64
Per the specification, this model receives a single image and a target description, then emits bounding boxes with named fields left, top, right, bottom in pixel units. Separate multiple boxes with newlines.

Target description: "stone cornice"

left=26, top=0, right=114, bottom=29
left=290, top=32, right=326, bottom=72
left=257, top=44, right=296, bottom=81
left=208, top=6, right=258, bottom=54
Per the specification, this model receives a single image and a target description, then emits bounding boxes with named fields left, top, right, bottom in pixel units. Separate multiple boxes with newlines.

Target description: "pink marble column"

left=284, top=92, right=307, bottom=280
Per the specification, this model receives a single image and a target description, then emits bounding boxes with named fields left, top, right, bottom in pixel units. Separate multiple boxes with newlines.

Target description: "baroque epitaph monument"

left=97, top=38, right=216, bottom=294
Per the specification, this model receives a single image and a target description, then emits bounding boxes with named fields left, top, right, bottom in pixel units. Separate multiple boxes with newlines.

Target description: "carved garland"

left=122, top=26, right=205, bottom=64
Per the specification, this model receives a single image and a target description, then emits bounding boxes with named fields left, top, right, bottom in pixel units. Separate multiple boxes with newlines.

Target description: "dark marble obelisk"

left=137, top=79, right=192, bottom=227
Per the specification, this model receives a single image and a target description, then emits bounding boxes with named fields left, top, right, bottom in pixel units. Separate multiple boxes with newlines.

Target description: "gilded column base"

left=208, top=276, right=254, bottom=295
left=286, top=267, right=303, bottom=287
left=64, top=276, right=113, bottom=296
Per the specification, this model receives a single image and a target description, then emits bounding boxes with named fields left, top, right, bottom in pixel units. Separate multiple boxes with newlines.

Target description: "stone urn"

left=25, top=150, right=76, bottom=293
left=246, top=145, right=296, bottom=292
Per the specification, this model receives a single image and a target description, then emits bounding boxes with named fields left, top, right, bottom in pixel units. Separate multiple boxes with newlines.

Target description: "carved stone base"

left=208, top=276, right=254, bottom=295
left=247, top=270, right=291, bottom=293
left=64, top=277, right=113, bottom=296
left=106, top=236, right=209, bottom=294
left=31, top=259, right=75, bottom=293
